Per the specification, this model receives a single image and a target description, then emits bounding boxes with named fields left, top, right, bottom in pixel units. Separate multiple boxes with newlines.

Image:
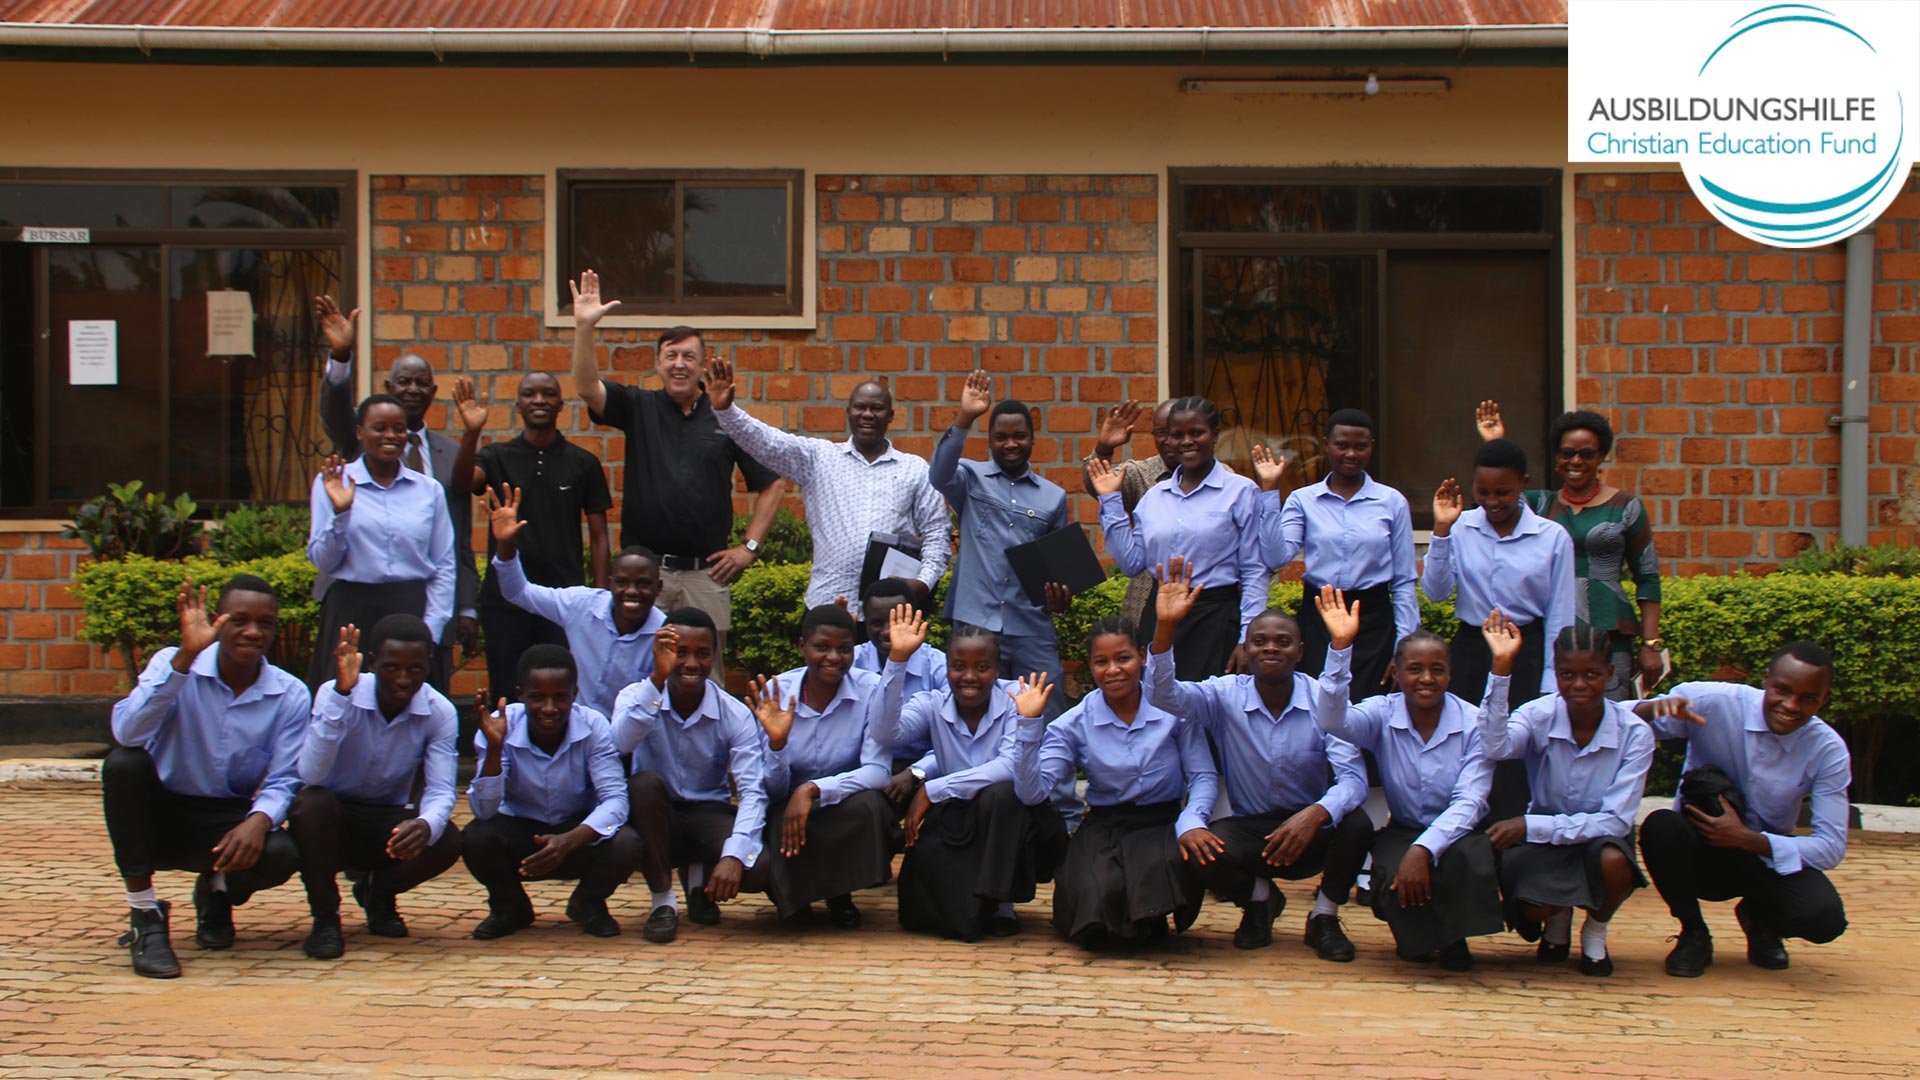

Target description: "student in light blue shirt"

left=1014, top=615, right=1218, bottom=947
left=290, top=615, right=462, bottom=961
left=1478, top=622, right=1654, bottom=977
left=460, top=645, right=642, bottom=941
left=853, top=576, right=943, bottom=806
left=103, top=576, right=308, bottom=979
left=1634, top=642, right=1851, bottom=978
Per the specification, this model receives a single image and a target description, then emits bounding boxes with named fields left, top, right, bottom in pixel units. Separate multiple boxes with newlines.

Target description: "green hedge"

left=72, top=551, right=320, bottom=681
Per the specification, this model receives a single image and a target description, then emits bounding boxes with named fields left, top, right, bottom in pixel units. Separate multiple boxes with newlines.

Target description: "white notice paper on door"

left=206, top=290, right=255, bottom=356
left=68, top=320, right=117, bottom=385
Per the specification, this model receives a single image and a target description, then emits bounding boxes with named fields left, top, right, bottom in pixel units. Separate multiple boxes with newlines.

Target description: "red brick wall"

left=1575, top=169, right=1920, bottom=573
left=0, top=532, right=117, bottom=696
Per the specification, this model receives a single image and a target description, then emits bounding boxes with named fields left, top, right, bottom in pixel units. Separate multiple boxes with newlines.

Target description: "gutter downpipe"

left=1837, top=230, right=1874, bottom=547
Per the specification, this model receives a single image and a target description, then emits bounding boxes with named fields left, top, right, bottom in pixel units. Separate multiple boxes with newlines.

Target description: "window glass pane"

left=571, top=184, right=674, bottom=304
left=683, top=185, right=789, bottom=299
left=0, top=185, right=165, bottom=229
left=1367, top=186, right=1546, bottom=233
left=0, top=245, right=32, bottom=506
left=171, top=186, right=342, bottom=229
left=46, top=247, right=166, bottom=502
left=1182, top=185, right=1359, bottom=233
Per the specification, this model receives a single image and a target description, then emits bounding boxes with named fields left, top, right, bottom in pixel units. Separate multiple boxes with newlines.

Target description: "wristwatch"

left=1642, top=637, right=1663, bottom=649
left=909, top=765, right=928, bottom=782
left=743, top=538, right=761, bottom=554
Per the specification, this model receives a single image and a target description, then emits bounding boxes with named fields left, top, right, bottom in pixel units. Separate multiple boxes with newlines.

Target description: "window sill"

left=0, top=520, right=75, bottom=533
left=544, top=312, right=817, bottom=332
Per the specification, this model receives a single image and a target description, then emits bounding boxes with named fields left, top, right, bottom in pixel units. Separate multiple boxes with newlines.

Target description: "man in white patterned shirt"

left=705, top=359, right=950, bottom=607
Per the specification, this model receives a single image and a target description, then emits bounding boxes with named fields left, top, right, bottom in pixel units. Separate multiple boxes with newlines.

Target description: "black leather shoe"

left=1536, top=940, right=1571, bottom=963
left=120, top=902, right=181, bottom=979
left=353, top=880, right=408, bottom=939
left=1233, top=896, right=1278, bottom=950
left=642, top=905, right=679, bottom=944
left=1736, top=900, right=1789, bottom=970
left=472, top=901, right=535, bottom=940
left=566, top=896, right=621, bottom=938
left=685, top=883, right=720, bottom=926
left=1664, top=923, right=1714, bottom=978
left=1437, top=939, right=1474, bottom=972
left=192, top=874, right=234, bottom=951
left=825, top=894, right=861, bottom=929
left=303, top=916, right=345, bottom=960
left=987, top=913, right=1020, bottom=937
left=1303, top=914, right=1356, bottom=962
left=1578, top=954, right=1615, bottom=977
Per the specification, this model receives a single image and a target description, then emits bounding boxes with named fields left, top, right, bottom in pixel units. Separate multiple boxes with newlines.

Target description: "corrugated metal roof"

left=0, top=0, right=1566, bottom=30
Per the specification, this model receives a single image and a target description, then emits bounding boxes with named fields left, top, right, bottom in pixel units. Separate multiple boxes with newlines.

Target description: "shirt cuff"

left=1524, top=814, right=1553, bottom=844
left=326, top=358, right=351, bottom=381
left=1412, top=827, right=1450, bottom=861
left=1762, top=832, right=1802, bottom=876
left=1175, top=807, right=1210, bottom=837
left=924, top=776, right=953, bottom=803
left=721, top=834, right=761, bottom=868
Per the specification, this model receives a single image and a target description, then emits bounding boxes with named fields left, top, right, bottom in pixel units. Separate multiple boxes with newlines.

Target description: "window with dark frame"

left=557, top=169, right=804, bottom=317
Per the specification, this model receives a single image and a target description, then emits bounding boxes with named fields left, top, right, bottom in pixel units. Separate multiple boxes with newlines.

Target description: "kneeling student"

left=461, top=645, right=642, bottom=938
left=872, top=606, right=1067, bottom=940
left=612, top=607, right=772, bottom=943
left=291, top=616, right=462, bottom=959
left=1014, top=616, right=1218, bottom=948
left=1478, top=620, right=1654, bottom=976
left=1146, top=560, right=1371, bottom=959
left=1314, top=587, right=1503, bottom=970
left=103, top=577, right=308, bottom=978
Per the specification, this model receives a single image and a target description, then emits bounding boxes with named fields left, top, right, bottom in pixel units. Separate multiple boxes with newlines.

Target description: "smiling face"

left=1088, top=631, right=1145, bottom=704
left=1471, top=464, right=1529, bottom=529
left=988, top=411, right=1035, bottom=475
left=1164, top=408, right=1218, bottom=473
left=517, top=372, right=562, bottom=431
left=215, top=588, right=279, bottom=666
left=1150, top=401, right=1180, bottom=470
left=357, top=401, right=411, bottom=466
left=371, top=638, right=432, bottom=715
left=800, top=624, right=856, bottom=690
left=520, top=667, right=577, bottom=741
left=384, top=356, right=436, bottom=425
left=946, top=635, right=1001, bottom=712
left=1244, top=613, right=1305, bottom=684
left=861, top=595, right=899, bottom=651
left=1392, top=638, right=1452, bottom=711
left=608, top=554, right=662, bottom=631
left=665, top=624, right=715, bottom=694
left=1554, top=647, right=1612, bottom=713
left=656, top=332, right=704, bottom=403
left=1761, top=655, right=1832, bottom=736
left=1325, top=424, right=1375, bottom=481
left=1555, top=426, right=1605, bottom=491
left=846, top=383, right=894, bottom=449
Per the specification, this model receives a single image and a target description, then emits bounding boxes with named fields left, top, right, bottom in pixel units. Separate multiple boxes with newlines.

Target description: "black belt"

left=658, top=554, right=704, bottom=571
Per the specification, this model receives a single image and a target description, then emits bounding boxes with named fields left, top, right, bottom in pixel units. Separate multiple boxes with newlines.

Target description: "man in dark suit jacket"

left=314, top=296, right=479, bottom=693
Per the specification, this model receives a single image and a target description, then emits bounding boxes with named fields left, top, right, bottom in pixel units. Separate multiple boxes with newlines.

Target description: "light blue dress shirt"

left=930, top=426, right=1072, bottom=640
left=1478, top=685, right=1655, bottom=845
left=301, top=677, right=459, bottom=843
left=110, top=644, right=310, bottom=826
left=764, top=667, right=891, bottom=805
left=853, top=639, right=942, bottom=761
left=1143, top=649, right=1367, bottom=824
left=1645, top=681, right=1852, bottom=876
left=467, top=704, right=628, bottom=839
left=872, top=659, right=1023, bottom=804
left=1099, top=463, right=1270, bottom=634
left=492, top=553, right=663, bottom=718
left=1418, top=503, right=1576, bottom=695
left=1315, top=645, right=1493, bottom=858
left=307, top=458, right=458, bottom=642
left=611, top=678, right=770, bottom=867
left=1257, top=474, right=1420, bottom=643
left=1012, top=689, right=1219, bottom=838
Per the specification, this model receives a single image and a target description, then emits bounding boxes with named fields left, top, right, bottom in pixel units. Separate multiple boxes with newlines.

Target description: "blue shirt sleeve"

left=252, top=681, right=312, bottom=827
left=1173, top=716, right=1220, bottom=837
left=1388, top=495, right=1421, bottom=643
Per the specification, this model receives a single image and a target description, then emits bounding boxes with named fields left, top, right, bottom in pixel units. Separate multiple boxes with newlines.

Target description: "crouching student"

left=1478, top=620, right=1653, bottom=976
left=1145, top=560, right=1371, bottom=959
left=872, top=606, right=1068, bottom=940
left=1014, top=616, right=1218, bottom=947
left=461, top=645, right=642, bottom=939
left=291, top=616, right=462, bottom=959
left=1314, top=587, right=1502, bottom=970
left=750, top=604, right=895, bottom=927
left=1634, top=642, right=1850, bottom=977
left=612, top=608, right=773, bottom=943
left=103, top=577, right=307, bottom=978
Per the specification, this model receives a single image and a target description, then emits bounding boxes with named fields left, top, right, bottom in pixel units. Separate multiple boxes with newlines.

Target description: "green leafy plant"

left=207, top=503, right=310, bottom=563
left=1775, top=541, right=1920, bottom=579
left=63, top=481, right=204, bottom=562
left=72, top=551, right=318, bottom=683
left=729, top=507, right=813, bottom=566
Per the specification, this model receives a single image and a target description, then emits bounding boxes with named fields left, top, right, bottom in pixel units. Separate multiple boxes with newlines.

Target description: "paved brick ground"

left=2, top=781, right=1915, bottom=1078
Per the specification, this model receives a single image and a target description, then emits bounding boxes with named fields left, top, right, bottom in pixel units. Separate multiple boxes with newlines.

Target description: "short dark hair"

left=1084, top=614, right=1139, bottom=656
left=1164, top=395, right=1222, bottom=431
left=989, top=399, right=1035, bottom=433
left=1553, top=624, right=1612, bottom=664
left=1392, top=629, right=1450, bottom=664
left=355, top=392, right=407, bottom=425
left=367, top=613, right=434, bottom=656
left=656, top=326, right=702, bottom=353
left=518, top=370, right=561, bottom=392
left=517, top=643, right=579, bottom=690
left=664, top=606, right=716, bottom=637
left=217, top=574, right=279, bottom=610
left=800, top=604, right=857, bottom=640
left=1549, top=410, right=1615, bottom=457
left=947, top=623, right=1001, bottom=659
left=1474, top=437, right=1529, bottom=476
left=1247, top=608, right=1300, bottom=638
left=1325, top=408, right=1376, bottom=437
left=861, top=576, right=919, bottom=610
left=614, top=545, right=660, bottom=566
left=1769, top=640, right=1835, bottom=676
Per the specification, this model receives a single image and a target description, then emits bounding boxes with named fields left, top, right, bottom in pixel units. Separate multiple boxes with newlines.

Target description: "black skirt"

left=1170, top=585, right=1244, bottom=681
left=1450, top=619, right=1546, bottom=823
left=1499, top=834, right=1646, bottom=920
left=761, top=788, right=895, bottom=920
left=1369, top=823, right=1505, bottom=957
left=1298, top=581, right=1394, bottom=699
left=308, top=578, right=430, bottom=690
left=897, top=781, right=1068, bottom=941
left=1051, top=801, right=1201, bottom=946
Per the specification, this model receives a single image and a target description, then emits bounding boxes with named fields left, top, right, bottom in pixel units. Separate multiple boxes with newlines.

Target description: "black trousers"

left=1192, top=809, right=1374, bottom=908
left=1450, top=618, right=1546, bottom=824
left=1639, top=808, right=1848, bottom=943
left=286, top=786, right=462, bottom=919
left=480, top=603, right=570, bottom=710
left=460, top=813, right=643, bottom=908
left=100, top=747, right=299, bottom=901
left=626, top=771, right=771, bottom=895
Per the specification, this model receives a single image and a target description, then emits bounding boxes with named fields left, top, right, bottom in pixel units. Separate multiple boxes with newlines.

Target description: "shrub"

left=1775, top=541, right=1920, bottom=578
left=207, top=503, right=310, bottom=563
left=72, top=551, right=318, bottom=684
left=63, top=481, right=204, bottom=561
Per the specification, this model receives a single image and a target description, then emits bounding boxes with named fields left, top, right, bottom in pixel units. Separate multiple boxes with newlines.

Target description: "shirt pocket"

left=226, top=745, right=272, bottom=796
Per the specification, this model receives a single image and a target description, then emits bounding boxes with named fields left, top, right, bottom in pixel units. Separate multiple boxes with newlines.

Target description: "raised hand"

left=704, top=355, right=737, bottom=411
left=1095, top=401, right=1142, bottom=456
left=1086, top=456, right=1124, bottom=497
left=568, top=269, right=621, bottom=326
left=748, top=675, right=795, bottom=750
left=173, top=580, right=228, bottom=668
left=1006, top=672, right=1055, bottom=719
left=314, top=294, right=359, bottom=359
left=485, top=486, right=526, bottom=547
left=650, top=625, right=681, bottom=686
left=452, top=375, right=489, bottom=434
left=1314, top=584, right=1362, bottom=651
left=1154, top=557, right=1204, bottom=627
left=333, top=623, right=363, bottom=693
left=957, top=368, right=993, bottom=426
left=477, top=693, right=508, bottom=749
left=1431, top=478, right=1463, bottom=535
left=320, top=454, right=355, bottom=513
left=1475, top=399, right=1505, bottom=442
left=887, top=602, right=929, bottom=663
left=1249, top=443, right=1285, bottom=492
left=1481, top=609, right=1523, bottom=676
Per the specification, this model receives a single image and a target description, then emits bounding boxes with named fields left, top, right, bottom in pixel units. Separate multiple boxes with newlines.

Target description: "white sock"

left=1543, top=908, right=1573, bottom=945
left=1248, top=879, right=1273, bottom=903
left=1581, top=913, right=1610, bottom=960
left=1311, top=892, right=1340, bottom=918
left=209, top=872, right=228, bottom=893
left=126, top=888, right=160, bottom=912
left=993, top=903, right=1016, bottom=919
left=652, top=889, right=678, bottom=913
left=685, top=864, right=706, bottom=890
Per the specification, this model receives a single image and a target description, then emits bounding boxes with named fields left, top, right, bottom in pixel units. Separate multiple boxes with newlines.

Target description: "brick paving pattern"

left=2, top=781, right=1916, bottom=1078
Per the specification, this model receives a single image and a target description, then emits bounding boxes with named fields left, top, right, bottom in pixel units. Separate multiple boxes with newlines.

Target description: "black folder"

left=1006, top=525, right=1108, bottom=607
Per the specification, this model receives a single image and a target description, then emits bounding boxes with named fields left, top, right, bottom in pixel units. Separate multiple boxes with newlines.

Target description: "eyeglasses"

left=1557, top=446, right=1601, bottom=462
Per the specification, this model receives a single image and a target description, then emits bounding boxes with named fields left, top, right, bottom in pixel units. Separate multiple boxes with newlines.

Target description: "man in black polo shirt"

left=462, top=370, right=613, bottom=718
left=568, top=270, right=786, bottom=664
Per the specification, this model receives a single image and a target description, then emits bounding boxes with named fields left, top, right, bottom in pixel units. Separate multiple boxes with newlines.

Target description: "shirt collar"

left=1387, top=693, right=1469, bottom=748
left=505, top=703, right=594, bottom=752
left=189, top=642, right=284, bottom=703
left=838, top=439, right=900, bottom=465
left=984, top=461, right=1040, bottom=486
left=1546, top=699, right=1623, bottom=753
left=343, top=455, right=427, bottom=489
left=1461, top=501, right=1550, bottom=539
left=1165, top=462, right=1226, bottom=494
left=667, top=681, right=724, bottom=729
left=1240, top=672, right=1311, bottom=722
left=593, top=599, right=665, bottom=639
left=347, top=671, right=434, bottom=720
left=782, top=667, right=865, bottom=718
left=1085, top=689, right=1175, bottom=729
left=1311, top=473, right=1387, bottom=504
left=940, top=681, right=1015, bottom=735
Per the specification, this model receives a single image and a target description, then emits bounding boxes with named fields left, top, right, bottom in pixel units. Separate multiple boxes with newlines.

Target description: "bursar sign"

left=1570, top=1, right=1920, bottom=249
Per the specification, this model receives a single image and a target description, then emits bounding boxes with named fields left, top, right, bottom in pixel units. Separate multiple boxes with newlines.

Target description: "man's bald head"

left=384, top=353, right=438, bottom=426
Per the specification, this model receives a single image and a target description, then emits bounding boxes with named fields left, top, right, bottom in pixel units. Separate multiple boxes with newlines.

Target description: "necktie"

left=406, top=433, right=425, bottom=474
